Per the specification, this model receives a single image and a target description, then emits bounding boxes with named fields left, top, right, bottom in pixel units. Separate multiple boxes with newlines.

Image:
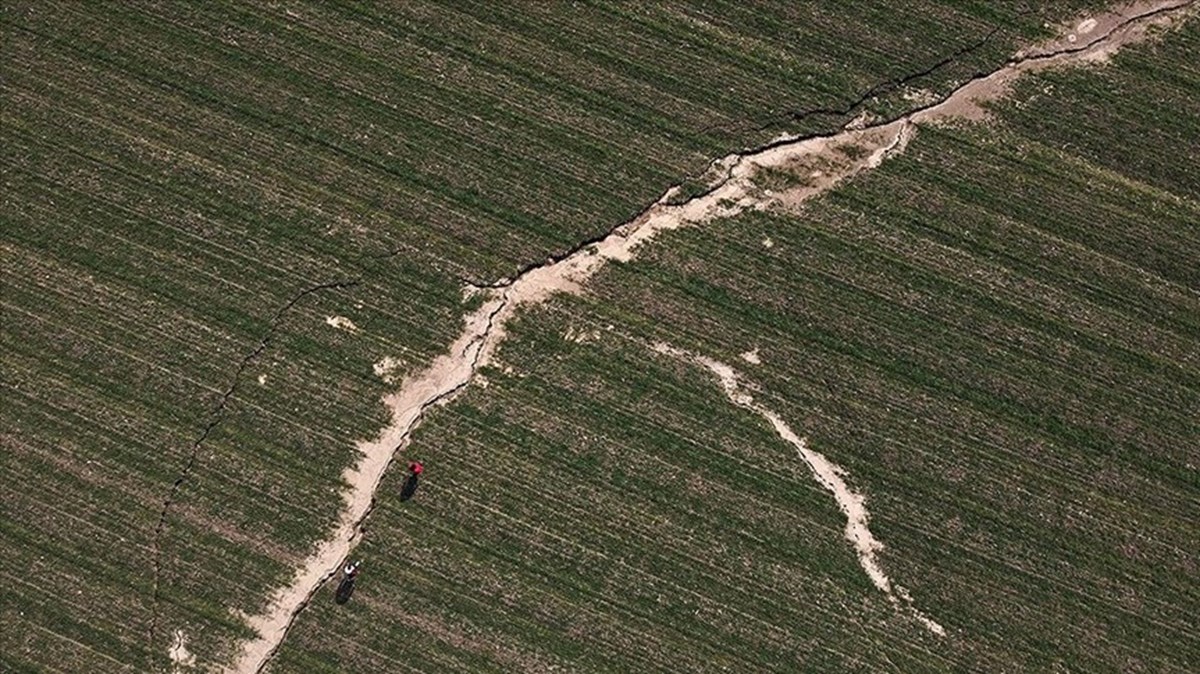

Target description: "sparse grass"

left=755, top=164, right=816, bottom=192
left=835, top=142, right=870, bottom=160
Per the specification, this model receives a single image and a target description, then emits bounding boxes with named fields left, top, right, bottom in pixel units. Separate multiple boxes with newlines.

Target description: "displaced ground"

left=267, top=4, right=1198, bottom=674
left=1, top=2, right=1101, bottom=671
left=238, top=4, right=1197, bottom=670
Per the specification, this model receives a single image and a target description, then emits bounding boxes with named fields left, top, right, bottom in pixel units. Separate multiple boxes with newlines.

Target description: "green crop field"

left=268, top=15, right=1200, bottom=674
left=2, top=1, right=1195, bottom=673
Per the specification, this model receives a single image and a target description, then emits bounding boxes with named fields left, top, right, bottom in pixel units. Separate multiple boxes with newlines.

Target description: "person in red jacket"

left=401, top=461, right=423, bottom=501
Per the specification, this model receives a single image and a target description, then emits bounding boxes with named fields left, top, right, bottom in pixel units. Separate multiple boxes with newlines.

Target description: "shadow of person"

left=399, top=473, right=420, bottom=502
left=334, top=577, right=356, bottom=604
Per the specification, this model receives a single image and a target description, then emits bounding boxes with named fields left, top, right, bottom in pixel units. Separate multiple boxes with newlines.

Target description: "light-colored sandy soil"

left=323, top=315, right=359, bottom=333
left=371, top=355, right=402, bottom=384
left=653, top=343, right=946, bottom=635
left=169, top=630, right=195, bottom=671
left=224, top=2, right=1193, bottom=670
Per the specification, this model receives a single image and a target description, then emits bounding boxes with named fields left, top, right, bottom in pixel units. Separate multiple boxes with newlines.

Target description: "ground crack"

left=146, top=278, right=358, bottom=663
left=461, top=13, right=1017, bottom=289
left=710, top=0, right=1196, bottom=162
left=234, top=2, right=1193, bottom=670
left=777, top=20, right=1014, bottom=132
left=375, top=15, right=1021, bottom=292
left=237, top=289, right=508, bottom=674
left=705, top=13, right=1025, bottom=139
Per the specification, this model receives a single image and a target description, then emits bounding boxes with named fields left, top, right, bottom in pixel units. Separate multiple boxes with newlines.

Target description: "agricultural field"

left=1, top=1, right=1195, bottom=674
left=268, top=11, right=1200, bottom=674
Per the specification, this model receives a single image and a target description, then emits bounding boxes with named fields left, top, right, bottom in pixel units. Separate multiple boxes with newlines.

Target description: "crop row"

left=1, top=1, right=1136, bottom=670
left=271, top=19, right=1199, bottom=673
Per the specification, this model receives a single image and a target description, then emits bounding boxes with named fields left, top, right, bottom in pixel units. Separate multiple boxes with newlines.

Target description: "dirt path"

left=226, top=2, right=1193, bottom=670
left=653, top=343, right=946, bottom=635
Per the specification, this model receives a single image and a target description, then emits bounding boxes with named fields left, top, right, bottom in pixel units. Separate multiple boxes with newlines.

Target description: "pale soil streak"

left=653, top=343, right=946, bottom=636
left=169, top=630, right=196, bottom=672
left=324, top=315, right=359, bottom=333
left=227, top=3, right=1192, bottom=670
left=226, top=294, right=506, bottom=673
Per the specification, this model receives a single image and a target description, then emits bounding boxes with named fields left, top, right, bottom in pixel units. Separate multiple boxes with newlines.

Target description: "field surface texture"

left=1, top=1, right=1196, bottom=673
left=268, top=5, right=1200, bottom=674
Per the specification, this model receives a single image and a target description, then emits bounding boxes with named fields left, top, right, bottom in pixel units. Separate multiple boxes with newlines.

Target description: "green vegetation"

left=2, top=1, right=1187, bottom=672
left=270, top=18, right=1199, bottom=674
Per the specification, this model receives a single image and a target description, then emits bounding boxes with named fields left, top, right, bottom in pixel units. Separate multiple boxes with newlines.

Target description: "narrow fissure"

left=222, top=3, right=1193, bottom=671
left=146, top=278, right=358, bottom=662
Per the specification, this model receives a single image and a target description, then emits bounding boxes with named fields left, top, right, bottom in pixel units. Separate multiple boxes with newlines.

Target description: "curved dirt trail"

left=653, top=343, right=946, bottom=635
left=227, top=2, right=1193, bottom=671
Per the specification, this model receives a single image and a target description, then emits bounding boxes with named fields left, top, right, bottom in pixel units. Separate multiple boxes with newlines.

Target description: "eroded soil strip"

left=653, top=343, right=946, bottom=635
left=228, top=2, right=1193, bottom=670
